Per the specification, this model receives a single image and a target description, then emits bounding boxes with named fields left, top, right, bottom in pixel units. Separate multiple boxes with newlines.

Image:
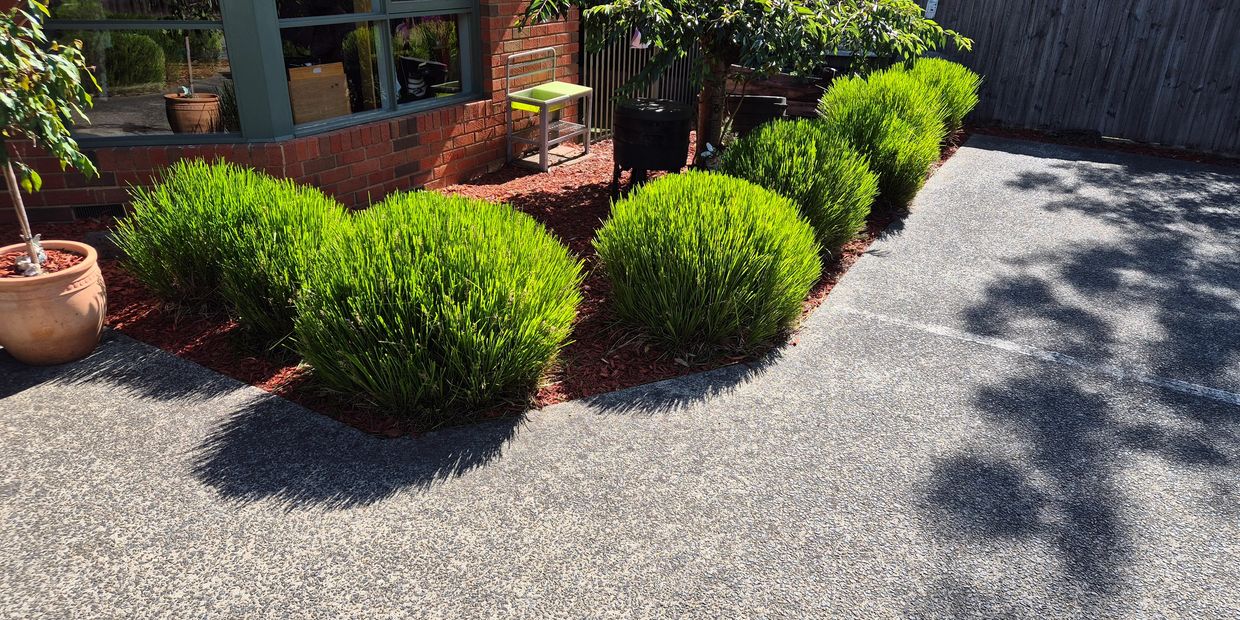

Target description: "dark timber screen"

left=933, top=0, right=1240, bottom=155
left=580, top=26, right=699, bottom=137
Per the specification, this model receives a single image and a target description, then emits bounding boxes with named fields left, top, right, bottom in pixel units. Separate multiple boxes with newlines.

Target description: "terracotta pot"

left=0, top=241, right=106, bottom=366
left=164, top=92, right=223, bottom=134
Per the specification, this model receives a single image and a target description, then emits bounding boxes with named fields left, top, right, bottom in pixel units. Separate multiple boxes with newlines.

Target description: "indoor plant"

left=0, top=0, right=107, bottom=365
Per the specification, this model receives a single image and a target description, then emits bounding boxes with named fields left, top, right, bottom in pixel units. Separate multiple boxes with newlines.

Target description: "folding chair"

left=505, top=47, right=593, bottom=171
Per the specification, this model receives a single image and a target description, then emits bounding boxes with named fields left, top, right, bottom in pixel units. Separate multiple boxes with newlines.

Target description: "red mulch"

left=1, top=248, right=85, bottom=278
left=0, top=132, right=966, bottom=437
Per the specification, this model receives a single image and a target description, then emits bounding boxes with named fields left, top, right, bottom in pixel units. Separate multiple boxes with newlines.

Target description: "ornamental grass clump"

left=293, top=192, right=584, bottom=423
left=900, top=57, right=981, bottom=134
left=593, top=171, right=821, bottom=355
left=818, top=73, right=944, bottom=208
left=217, top=180, right=348, bottom=349
left=114, top=159, right=263, bottom=301
left=719, top=118, right=879, bottom=254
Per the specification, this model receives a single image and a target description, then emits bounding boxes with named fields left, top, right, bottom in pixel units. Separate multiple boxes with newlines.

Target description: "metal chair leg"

left=583, top=93, right=592, bottom=155
left=539, top=106, right=550, bottom=172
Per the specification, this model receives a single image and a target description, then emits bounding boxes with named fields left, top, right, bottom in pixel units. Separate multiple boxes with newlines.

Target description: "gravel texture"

left=2, top=136, right=1238, bottom=618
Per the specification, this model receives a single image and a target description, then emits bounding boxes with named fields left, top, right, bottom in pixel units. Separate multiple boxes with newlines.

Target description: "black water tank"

left=613, top=98, right=693, bottom=178
left=727, top=95, right=788, bottom=137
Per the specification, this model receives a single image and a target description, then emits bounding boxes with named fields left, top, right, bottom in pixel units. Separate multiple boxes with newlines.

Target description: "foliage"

left=897, top=57, right=981, bottom=133
left=593, top=171, right=822, bottom=355
left=520, top=0, right=972, bottom=151
left=216, top=178, right=348, bottom=350
left=293, top=192, right=584, bottom=423
left=114, top=159, right=258, bottom=301
left=103, top=32, right=165, bottom=87
left=342, top=26, right=380, bottom=110
left=0, top=0, right=98, bottom=192
left=818, top=72, right=943, bottom=207
left=719, top=118, right=878, bottom=254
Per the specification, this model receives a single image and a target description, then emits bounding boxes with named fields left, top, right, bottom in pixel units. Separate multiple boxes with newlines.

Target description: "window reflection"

left=391, top=15, right=461, bottom=104
left=281, top=22, right=383, bottom=124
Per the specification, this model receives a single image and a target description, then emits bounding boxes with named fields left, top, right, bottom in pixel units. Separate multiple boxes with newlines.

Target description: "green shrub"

left=818, top=74, right=943, bottom=207
left=103, top=32, right=165, bottom=87
left=719, top=118, right=879, bottom=254
left=594, top=171, right=822, bottom=354
left=217, top=181, right=348, bottom=349
left=115, top=160, right=254, bottom=301
left=901, top=57, right=981, bottom=133
left=293, top=192, right=584, bottom=422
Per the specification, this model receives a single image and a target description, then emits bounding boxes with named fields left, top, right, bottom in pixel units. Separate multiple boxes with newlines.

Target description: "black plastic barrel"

left=727, top=95, right=788, bottom=137
left=613, top=98, right=693, bottom=176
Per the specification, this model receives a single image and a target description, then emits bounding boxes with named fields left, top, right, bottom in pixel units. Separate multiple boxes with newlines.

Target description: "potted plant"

left=0, top=0, right=107, bottom=365
left=164, top=35, right=222, bottom=133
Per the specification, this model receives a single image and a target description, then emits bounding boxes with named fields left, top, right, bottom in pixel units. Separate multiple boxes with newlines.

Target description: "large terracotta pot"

left=0, top=240, right=106, bottom=365
left=164, top=92, right=223, bottom=134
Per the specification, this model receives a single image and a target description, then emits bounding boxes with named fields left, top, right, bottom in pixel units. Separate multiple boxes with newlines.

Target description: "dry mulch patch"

left=1, top=248, right=85, bottom=278
left=0, top=133, right=963, bottom=436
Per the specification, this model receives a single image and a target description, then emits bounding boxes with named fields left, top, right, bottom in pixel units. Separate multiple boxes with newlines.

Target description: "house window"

left=45, top=0, right=482, bottom=144
left=47, top=0, right=235, bottom=140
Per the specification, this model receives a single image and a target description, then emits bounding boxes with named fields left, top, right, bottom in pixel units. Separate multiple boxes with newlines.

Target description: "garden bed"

left=1, top=134, right=961, bottom=436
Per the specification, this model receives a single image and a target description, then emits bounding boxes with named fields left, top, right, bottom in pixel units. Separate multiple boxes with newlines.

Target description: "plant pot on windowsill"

left=164, top=92, right=223, bottom=134
left=0, top=240, right=106, bottom=365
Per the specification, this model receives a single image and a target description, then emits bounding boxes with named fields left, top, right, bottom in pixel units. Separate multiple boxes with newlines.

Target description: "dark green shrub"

left=115, top=160, right=256, bottom=301
left=719, top=118, right=879, bottom=254
left=901, top=57, right=981, bottom=133
left=103, top=32, right=165, bottom=87
left=818, top=74, right=943, bottom=207
left=594, top=171, right=821, bottom=354
left=217, top=181, right=348, bottom=349
left=293, top=192, right=584, bottom=422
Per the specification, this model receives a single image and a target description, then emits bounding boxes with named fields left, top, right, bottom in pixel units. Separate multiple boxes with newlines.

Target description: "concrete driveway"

left=2, top=136, right=1238, bottom=618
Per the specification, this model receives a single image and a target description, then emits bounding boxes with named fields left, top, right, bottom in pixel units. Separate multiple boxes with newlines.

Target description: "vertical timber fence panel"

left=580, top=26, right=699, bottom=137
left=933, top=0, right=1240, bottom=155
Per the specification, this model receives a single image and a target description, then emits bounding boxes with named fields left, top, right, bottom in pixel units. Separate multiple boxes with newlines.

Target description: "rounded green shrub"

left=901, top=57, right=982, bottom=133
left=217, top=181, right=349, bottom=349
left=593, top=171, right=822, bottom=354
left=115, top=159, right=259, bottom=302
left=818, top=74, right=944, bottom=207
left=103, top=32, right=165, bottom=87
left=293, top=192, right=584, bottom=422
left=719, top=118, right=879, bottom=254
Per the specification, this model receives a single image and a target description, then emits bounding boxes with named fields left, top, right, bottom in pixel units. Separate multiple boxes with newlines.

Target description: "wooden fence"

left=933, top=0, right=1240, bottom=156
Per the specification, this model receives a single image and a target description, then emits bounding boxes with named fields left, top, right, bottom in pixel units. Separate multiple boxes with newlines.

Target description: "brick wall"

left=1, top=1, right=580, bottom=222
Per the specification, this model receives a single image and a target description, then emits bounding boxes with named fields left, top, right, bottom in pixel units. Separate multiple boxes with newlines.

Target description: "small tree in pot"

left=0, top=0, right=108, bottom=365
left=520, top=0, right=971, bottom=159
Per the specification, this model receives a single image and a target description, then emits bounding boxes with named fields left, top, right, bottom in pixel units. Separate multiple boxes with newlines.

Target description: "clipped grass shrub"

left=217, top=181, right=348, bottom=349
left=115, top=159, right=259, bottom=301
left=818, top=73, right=944, bottom=207
left=104, top=32, right=165, bottom=87
left=293, top=192, right=584, bottom=422
left=594, top=171, right=822, bottom=354
left=901, top=57, right=981, bottom=133
left=719, top=118, right=879, bottom=254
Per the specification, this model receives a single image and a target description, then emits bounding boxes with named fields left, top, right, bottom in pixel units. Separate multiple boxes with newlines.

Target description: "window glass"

left=52, top=28, right=237, bottom=137
left=276, top=0, right=374, bottom=19
left=390, top=15, right=461, bottom=104
left=50, top=0, right=222, bottom=21
left=281, top=22, right=384, bottom=124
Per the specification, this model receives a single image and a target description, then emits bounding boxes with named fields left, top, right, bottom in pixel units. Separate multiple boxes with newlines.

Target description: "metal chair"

left=506, top=47, right=593, bottom=171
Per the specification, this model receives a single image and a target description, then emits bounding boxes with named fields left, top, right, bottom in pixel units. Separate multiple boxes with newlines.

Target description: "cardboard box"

left=288, top=62, right=351, bottom=124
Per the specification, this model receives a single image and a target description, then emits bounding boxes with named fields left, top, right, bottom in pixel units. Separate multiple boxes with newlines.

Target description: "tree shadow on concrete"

left=926, top=142, right=1240, bottom=608
left=0, top=331, right=239, bottom=402
left=190, top=394, right=524, bottom=510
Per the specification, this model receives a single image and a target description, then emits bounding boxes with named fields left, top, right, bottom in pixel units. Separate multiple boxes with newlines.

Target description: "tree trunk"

left=695, top=54, right=727, bottom=160
left=3, top=156, right=42, bottom=275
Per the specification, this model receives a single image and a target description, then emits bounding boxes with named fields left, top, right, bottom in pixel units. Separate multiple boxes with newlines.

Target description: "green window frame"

left=46, top=0, right=483, bottom=146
